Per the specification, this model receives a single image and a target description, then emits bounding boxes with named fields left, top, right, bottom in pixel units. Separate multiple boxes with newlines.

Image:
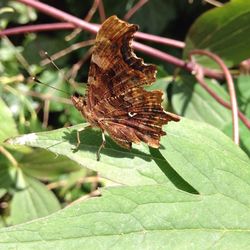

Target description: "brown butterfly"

left=71, top=15, right=180, bottom=160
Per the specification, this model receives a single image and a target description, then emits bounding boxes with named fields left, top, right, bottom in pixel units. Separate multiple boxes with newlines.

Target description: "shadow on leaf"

left=150, top=148, right=199, bottom=194
left=63, top=127, right=153, bottom=161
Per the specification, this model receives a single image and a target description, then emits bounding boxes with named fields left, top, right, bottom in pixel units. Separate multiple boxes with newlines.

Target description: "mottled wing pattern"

left=86, top=15, right=156, bottom=108
left=95, top=87, right=180, bottom=149
left=81, top=15, right=180, bottom=151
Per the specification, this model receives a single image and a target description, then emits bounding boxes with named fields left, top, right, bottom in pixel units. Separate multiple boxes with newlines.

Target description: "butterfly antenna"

left=43, top=51, right=77, bottom=91
left=44, top=51, right=61, bottom=72
left=32, top=77, right=70, bottom=96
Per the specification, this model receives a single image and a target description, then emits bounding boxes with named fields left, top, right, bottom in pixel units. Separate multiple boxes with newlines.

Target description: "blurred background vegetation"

left=1, top=0, right=250, bottom=227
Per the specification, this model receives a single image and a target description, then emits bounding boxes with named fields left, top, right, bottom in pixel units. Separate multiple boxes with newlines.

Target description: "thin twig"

left=189, top=50, right=240, bottom=144
left=188, top=68, right=249, bottom=129
left=40, top=39, right=95, bottom=66
left=65, top=0, right=100, bottom=41
left=98, top=0, right=106, bottom=22
left=85, top=0, right=100, bottom=21
left=124, top=0, right=149, bottom=20
left=0, top=146, right=18, bottom=168
left=19, top=89, right=72, bottom=104
left=3, top=37, right=32, bottom=75
left=0, top=23, right=75, bottom=36
left=43, top=99, right=50, bottom=128
left=68, top=47, right=93, bottom=81
left=203, top=0, right=224, bottom=7
left=66, top=189, right=101, bottom=207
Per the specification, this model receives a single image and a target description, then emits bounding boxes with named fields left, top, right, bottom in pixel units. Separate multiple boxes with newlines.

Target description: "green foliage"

left=10, top=171, right=61, bottom=225
left=0, top=0, right=250, bottom=248
left=1, top=119, right=250, bottom=248
left=184, top=0, right=250, bottom=68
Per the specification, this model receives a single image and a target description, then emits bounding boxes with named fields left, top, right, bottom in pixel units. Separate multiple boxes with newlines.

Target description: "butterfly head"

left=71, top=95, right=86, bottom=111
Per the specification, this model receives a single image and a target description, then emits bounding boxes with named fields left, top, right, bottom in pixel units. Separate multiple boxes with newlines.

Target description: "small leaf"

left=236, top=75, right=250, bottom=117
left=0, top=98, right=18, bottom=143
left=0, top=7, right=14, bottom=14
left=10, top=171, right=61, bottom=225
left=0, top=188, right=6, bottom=199
left=172, top=76, right=231, bottom=130
left=19, top=149, right=81, bottom=180
left=184, top=0, right=250, bottom=68
left=172, top=75, right=250, bottom=156
left=0, top=154, right=13, bottom=190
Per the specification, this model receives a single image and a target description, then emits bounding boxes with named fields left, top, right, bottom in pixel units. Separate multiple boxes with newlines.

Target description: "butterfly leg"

left=96, top=131, right=106, bottom=161
left=76, top=125, right=91, bottom=148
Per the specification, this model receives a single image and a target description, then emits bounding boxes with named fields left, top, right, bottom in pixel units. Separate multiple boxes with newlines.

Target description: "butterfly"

left=71, top=15, right=180, bottom=160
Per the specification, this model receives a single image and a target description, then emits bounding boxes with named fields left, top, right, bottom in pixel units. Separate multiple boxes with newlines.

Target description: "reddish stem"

left=17, top=0, right=99, bottom=33
left=0, top=22, right=185, bottom=49
left=10, top=0, right=223, bottom=78
left=190, top=50, right=240, bottom=144
left=4, top=0, right=249, bottom=131
left=191, top=70, right=250, bottom=129
left=0, top=24, right=222, bottom=80
left=0, top=23, right=75, bottom=36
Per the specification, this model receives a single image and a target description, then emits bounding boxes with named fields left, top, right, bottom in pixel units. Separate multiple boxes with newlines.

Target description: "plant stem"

left=0, top=146, right=18, bottom=168
left=190, top=50, right=240, bottom=144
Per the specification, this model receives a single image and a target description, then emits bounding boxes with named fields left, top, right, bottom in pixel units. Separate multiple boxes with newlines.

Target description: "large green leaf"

left=160, top=118, right=249, bottom=195
left=10, top=171, right=61, bottom=225
left=5, top=123, right=178, bottom=188
left=183, top=0, right=250, bottom=68
left=2, top=117, right=250, bottom=248
left=6, top=118, right=249, bottom=191
left=0, top=98, right=18, bottom=143
left=1, top=184, right=250, bottom=249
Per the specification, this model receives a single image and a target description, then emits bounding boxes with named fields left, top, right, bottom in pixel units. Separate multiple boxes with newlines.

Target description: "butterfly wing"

left=86, top=15, right=156, bottom=108
left=82, top=15, right=180, bottom=150
left=96, top=87, right=180, bottom=149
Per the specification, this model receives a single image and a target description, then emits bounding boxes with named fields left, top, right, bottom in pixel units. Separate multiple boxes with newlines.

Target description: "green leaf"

left=19, top=149, right=81, bottom=180
left=172, top=76, right=231, bottom=130
left=1, top=184, right=250, bottom=249
left=5, top=123, right=176, bottom=188
left=0, top=154, right=13, bottom=189
left=129, top=0, right=176, bottom=35
left=0, top=98, right=18, bottom=143
left=183, top=0, right=250, bottom=68
left=2, top=118, right=250, bottom=248
left=159, top=118, right=249, bottom=195
left=236, top=75, right=250, bottom=117
left=172, top=75, right=250, bottom=156
left=223, top=120, right=250, bottom=157
left=10, top=171, right=61, bottom=225
left=0, top=189, right=6, bottom=199
left=0, top=0, right=37, bottom=25
left=6, top=118, right=249, bottom=191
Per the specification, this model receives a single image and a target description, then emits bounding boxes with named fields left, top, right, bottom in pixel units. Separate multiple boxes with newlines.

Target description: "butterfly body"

left=72, top=16, right=180, bottom=156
